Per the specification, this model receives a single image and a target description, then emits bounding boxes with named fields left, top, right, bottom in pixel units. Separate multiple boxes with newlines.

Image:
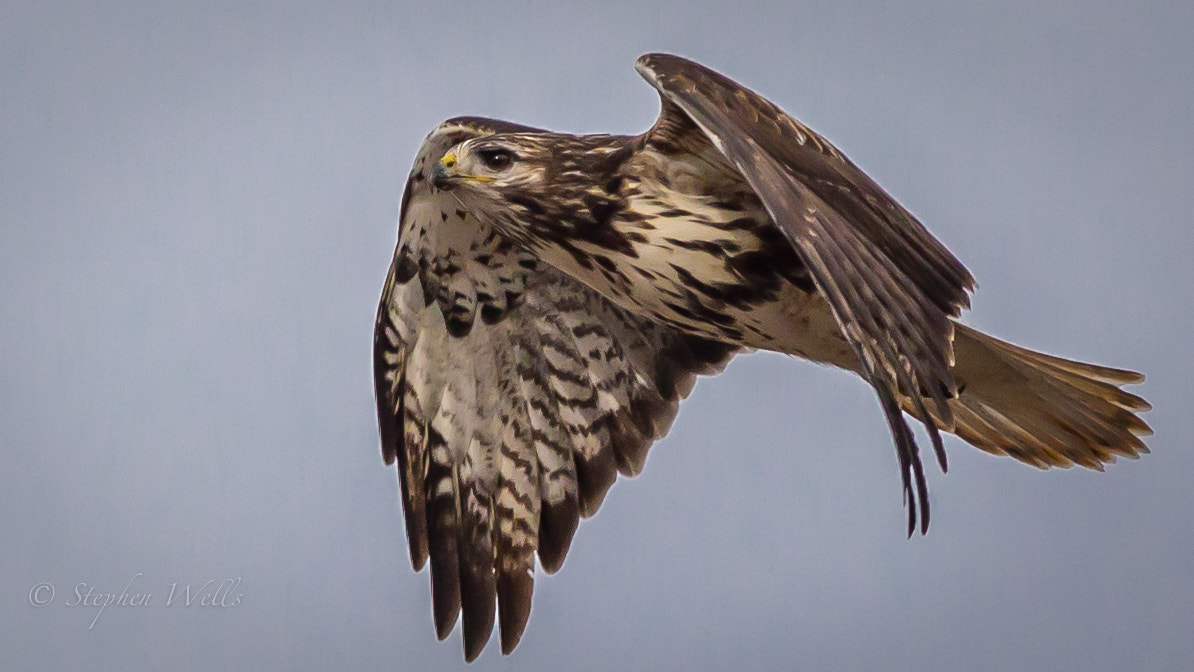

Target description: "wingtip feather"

left=497, top=571, right=534, bottom=655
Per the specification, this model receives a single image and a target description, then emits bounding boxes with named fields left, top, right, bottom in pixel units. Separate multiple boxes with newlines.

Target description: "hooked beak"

left=431, top=152, right=495, bottom=189
left=431, top=155, right=454, bottom=189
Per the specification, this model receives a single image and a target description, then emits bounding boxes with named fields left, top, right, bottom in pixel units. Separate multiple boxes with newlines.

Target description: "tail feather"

left=904, top=323, right=1152, bottom=470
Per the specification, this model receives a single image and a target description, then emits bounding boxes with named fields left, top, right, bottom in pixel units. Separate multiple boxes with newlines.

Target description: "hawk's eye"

left=477, top=148, right=514, bottom=171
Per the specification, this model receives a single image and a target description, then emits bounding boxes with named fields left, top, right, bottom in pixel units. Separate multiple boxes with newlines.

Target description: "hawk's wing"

left=636, top=53, right=977, bottom=535
left=374, top=118, right=735, bottom=660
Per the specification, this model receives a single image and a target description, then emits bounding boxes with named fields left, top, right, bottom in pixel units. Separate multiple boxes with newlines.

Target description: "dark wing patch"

left=637, top=53, right=977, bottom=534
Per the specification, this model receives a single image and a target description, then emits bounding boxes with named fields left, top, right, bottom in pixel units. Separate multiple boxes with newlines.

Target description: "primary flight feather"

left=373, top=53, right=1152, bottom=661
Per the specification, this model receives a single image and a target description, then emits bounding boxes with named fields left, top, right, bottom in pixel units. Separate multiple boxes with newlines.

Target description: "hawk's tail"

left=909, top=323, right=1152, bottom=469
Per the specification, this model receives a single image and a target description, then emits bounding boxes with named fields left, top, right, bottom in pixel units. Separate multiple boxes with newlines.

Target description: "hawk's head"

left=431, top=132, right=634, bottom=251
left=432, top=135, right=552, bottom=192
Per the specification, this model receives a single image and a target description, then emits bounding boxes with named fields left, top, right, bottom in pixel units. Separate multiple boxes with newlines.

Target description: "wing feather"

left=511, top=302, right=582, bottom=574
left=375, top=263, right=734, bottom=655
left=636, top=53, right=976, bottom=533
left=490, top=336, right=539, bottom=654
left=637, top=54, right=974, bottom=316
left=374, top=265, right=429, bottom=567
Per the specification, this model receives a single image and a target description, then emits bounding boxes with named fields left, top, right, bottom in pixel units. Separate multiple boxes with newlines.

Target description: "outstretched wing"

left=374, top=119, right=735, bottom=660
left=636, top=53, right=977, bottom=535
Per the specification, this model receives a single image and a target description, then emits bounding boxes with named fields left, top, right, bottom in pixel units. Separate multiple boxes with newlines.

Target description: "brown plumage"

left=374, top=53, right=1151, bottom=660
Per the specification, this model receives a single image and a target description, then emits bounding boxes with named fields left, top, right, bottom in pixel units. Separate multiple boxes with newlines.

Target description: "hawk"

left=373, top=53, right=1152, bottom=660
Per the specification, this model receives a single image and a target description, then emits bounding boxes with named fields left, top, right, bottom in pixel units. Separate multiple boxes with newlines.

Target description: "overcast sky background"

left=3, top=1, right=1192, bottom=670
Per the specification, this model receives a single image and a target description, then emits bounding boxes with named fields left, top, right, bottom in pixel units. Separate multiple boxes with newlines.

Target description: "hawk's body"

left=374, top=54, right=1152, bottom=660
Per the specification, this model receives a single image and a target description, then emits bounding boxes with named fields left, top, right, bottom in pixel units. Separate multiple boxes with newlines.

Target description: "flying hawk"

left=373, top=53, right=1152, bottom=660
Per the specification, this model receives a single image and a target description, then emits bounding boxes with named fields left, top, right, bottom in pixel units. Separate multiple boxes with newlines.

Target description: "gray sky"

left=3, top=1, right=1192, bottom=670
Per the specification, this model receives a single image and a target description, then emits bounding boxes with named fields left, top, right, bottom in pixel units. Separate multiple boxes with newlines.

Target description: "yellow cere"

left=439, top=152, right=493, bottom=181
